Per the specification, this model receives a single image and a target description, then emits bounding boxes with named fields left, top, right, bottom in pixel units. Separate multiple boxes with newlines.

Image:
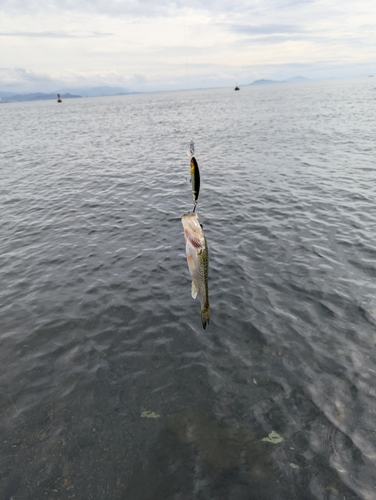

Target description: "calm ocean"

left=1, top=78, right=375, bottom=499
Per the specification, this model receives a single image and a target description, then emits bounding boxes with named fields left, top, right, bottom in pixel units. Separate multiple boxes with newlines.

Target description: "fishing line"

left=182, top=6, right=193, bottom=146
left=182, top=5, right=199, bottom=213
left=182, top=7, right=190, bottom=94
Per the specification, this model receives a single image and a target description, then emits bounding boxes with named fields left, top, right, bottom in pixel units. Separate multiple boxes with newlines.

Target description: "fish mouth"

left=181, top=212, right=200, bottom=229
left=182, top=213, right=204, bottom=248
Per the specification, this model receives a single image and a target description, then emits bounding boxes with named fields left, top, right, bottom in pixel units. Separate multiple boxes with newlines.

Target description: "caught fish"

left=181, top=212, right=210, bottom=329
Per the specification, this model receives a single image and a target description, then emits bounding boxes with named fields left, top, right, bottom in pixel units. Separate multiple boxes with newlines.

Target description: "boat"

left=234, top=86, right=240, bottom=91
left=57, top=93, right=62, bottom=103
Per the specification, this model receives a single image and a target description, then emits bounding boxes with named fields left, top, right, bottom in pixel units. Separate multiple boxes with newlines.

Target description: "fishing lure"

left=190, top=156, right=200, bottom=208
left=187, top=139, right=200, bottom=210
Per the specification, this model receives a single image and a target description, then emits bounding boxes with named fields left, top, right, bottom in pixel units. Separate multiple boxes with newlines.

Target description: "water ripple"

left=0, top=79, right=375, bottom=499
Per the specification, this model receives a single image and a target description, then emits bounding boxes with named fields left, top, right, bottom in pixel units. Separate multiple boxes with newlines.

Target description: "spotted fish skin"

left=190, top=157, right=200, bottom=202
left=181, top=212, right=210, bottom=329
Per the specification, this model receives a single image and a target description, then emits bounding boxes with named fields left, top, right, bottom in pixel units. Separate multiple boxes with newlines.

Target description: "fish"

left=190, top=156, right=200, bottom=203
left=181, top=212, right=210, bottom=329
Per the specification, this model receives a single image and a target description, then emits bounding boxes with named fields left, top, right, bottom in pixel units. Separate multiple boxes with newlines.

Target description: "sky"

left=0, top=0, right=375, bottom=93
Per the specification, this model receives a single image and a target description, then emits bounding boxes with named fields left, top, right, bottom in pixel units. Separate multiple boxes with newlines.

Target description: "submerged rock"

left=262, top=430, right=284, bottom=444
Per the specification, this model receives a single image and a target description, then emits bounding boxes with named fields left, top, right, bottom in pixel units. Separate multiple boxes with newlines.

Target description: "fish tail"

left=201, top=304, right=210, bottom=330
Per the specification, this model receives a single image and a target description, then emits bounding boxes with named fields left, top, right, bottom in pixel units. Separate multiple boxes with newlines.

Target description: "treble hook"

left=192, top=201, right=198, bottom=213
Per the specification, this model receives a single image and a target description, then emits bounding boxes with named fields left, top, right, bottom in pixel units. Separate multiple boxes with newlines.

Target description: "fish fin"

left=201, top=305, right=210, bottom=330
left=191, top=282, right=198, bottom=299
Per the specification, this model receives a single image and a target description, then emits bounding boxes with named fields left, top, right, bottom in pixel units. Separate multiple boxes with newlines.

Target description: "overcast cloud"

left=0, top=0, right=375, bottom=92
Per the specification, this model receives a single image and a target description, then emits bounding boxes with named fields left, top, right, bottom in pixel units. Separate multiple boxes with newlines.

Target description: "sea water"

left=1, top=78, right=376, bottom=499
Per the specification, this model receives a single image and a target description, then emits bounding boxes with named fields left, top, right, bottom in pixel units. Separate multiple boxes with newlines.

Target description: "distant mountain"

left=1, top=92, right=81, bottom=103
left=249, top=76, right=309, bottom=86
left=0, top=91, right=17, bottom=99
left=250, top=79, right=282, bottom=86
left=59, top=86, right=133, bottom=97
left=286, top=76, right=309, bottom=82
left=0, top=85, right=135, bottom=103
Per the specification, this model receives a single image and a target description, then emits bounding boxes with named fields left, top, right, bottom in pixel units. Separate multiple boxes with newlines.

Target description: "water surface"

left=1, top=78, right=376, bottom=499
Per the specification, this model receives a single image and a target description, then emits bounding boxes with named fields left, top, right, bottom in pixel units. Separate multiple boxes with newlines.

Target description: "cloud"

left=0, top=0, right=306, bottom=17
left=0, top=66, right=153, bottom=92
left=0, top=68, right=57, bottom=90
left=0, top=0, right=179, bottom=17
left=0, top=31, right=113, bottom=38
left=229, top=24, right=305, bottom=36
left=0, top=68, right=53, bottom=83
left=1, top=0, right=375, bottom=93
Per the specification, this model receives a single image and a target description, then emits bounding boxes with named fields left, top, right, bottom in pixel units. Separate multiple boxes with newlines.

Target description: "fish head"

left=181, top=213, right=205, bottom=250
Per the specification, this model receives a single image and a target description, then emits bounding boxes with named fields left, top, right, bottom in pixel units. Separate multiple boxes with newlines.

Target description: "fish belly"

left=186, top=242, right=201, bottom=299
